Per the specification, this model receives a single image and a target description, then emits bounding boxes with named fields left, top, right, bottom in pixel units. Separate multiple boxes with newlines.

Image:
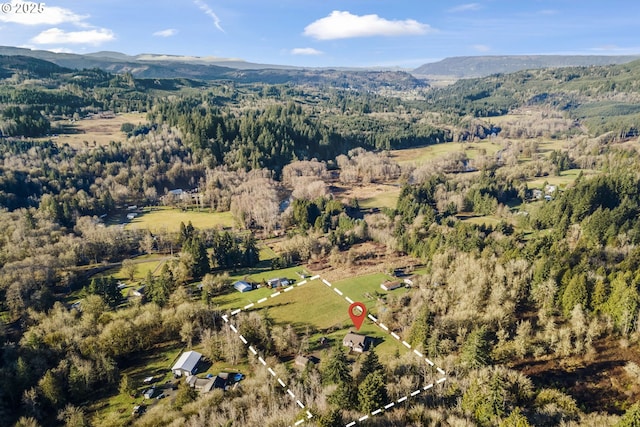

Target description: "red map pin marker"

left=349, top=302, right=367, bottom=331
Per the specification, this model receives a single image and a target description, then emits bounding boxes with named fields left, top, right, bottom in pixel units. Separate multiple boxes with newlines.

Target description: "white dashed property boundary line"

left=222, top=314, right=313, bottom=427
left=224, top=274, right=447, bottom=426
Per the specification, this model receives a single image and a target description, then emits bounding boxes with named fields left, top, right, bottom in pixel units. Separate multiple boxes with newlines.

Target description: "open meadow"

left=126, top=207, right=236, bottom=232
left=390, top=139, right=502, bottom=166
left=214, top=271, right=409, bottom=358
left=51, top=112, right=147, bottom=148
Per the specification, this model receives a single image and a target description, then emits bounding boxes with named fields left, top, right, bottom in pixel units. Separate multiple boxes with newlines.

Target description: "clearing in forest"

left=51, top=112, right=147, bottom=148
left=126, top=207, right=236, bottom=232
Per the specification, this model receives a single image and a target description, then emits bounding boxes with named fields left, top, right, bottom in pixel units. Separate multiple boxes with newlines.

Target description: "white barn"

left=171, top=350, right=202, bottom=377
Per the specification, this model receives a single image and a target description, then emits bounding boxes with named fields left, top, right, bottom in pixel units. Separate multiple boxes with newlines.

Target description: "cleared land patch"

left=334, top=183, right=400, bottom=210
left=527, top=168, right=598, bottom=188
left=390, top=140, right=502, bottom=166
left=51, top=112, right=147, bottom=148
left=127, top=207, right=236, bottom=232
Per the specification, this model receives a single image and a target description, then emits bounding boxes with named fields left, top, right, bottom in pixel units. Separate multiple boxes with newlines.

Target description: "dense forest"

left=1, top=54, right=640, bottom=427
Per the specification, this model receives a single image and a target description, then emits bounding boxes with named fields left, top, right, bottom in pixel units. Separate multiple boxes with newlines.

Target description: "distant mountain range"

left=412, top=55, right=640, bottom=79
left=2, top=46, right=640, bottom=85
left=0, top=46, right=426, bottom=91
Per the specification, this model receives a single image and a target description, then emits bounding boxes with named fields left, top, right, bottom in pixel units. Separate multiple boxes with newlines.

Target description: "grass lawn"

left=213, top=265, right=312, bottom=311
left=359, top=189, right=400, bottom=210
left=259, top=245, right=278, bottom=261
left=217, top=271, right=410, bottom=359
left=527, top=168, right=598, bottom=188
left=126, top=207, right=236, bottom=233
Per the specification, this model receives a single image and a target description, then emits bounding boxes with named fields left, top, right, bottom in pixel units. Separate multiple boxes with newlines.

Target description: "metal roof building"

left=171, top=350, right=202, bottom=377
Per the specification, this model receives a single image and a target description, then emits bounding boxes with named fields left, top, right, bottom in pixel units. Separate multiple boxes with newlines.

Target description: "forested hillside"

left=413, top=55, right=640, bottom=79
left=1, top=53, right=640, bottom=427
left=425, top=59, right=640, bottom=139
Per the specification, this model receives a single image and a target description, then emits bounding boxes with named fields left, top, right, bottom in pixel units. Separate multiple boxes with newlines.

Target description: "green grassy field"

left=215, top=271, right=410, bottom=358
left=213, top=265, right=311, bottom=311
left=97, top=255, right=169, bottom=280
left=527, top=168, right=598, bottom=188
left=390, top=140, right=502, bottom=166
left=359, top=189, right=400, bottom=210
left=126, top=207, right=236, bottom=232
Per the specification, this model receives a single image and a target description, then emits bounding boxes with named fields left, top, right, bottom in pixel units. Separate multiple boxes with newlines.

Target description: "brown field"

left=51, top=112, right=147, bottom=148
left=514, top=338, right=640, bottom=415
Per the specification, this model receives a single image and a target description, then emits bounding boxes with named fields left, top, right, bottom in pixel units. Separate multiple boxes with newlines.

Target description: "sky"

left=0, top=0, right=639, bottom=68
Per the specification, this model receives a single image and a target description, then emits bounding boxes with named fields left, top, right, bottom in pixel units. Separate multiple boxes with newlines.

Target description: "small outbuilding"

left=172, top=350, right=202, bottom=377
left=233, top=280, right=254, bottom=293
left=380, top=280, right=403, bottom=291
left=343, top=331, right=371, bottom=353
left=266, top=277, right=291, bottom=288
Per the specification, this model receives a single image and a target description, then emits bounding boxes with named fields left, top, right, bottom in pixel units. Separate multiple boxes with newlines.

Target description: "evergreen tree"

left=318, top=409, right=344, bottom=427
left=328, top=381, right=358, bottom=410
left=323, top=347, right=351, bottom=385
left=189, top=236, right=210, bottom=278
left=241, top=234, right=260, bottom=267
left=358, top=371, right=387, bottom=414
left=561, top=274, right=588, bottom=316
left=179, top=221, right=195, bottom=243
left=146, top=266, right=172, bottom=307
left=461, top=325, right=492, bottom=368
left=359, top=348, right=383, bottom=382
left=88, top=276, right=122, bottom=308
left=409, top=304, right=432, bottom=350
left=118, top=374, right=135, bottom=398
left=500, top=408, right=531, bottom=427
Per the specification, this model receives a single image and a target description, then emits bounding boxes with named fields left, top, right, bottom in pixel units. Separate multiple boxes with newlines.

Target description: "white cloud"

left=31, top=28, right=115, bottom=46
left=0, top=1, right=87, bottom=25
left=291, top=47, right=323, bottom=56
left=194, top=0, right=224, bottom=33
left=448, top=3, right=482, bottom=13
left=472, top=44, right=491, bottom=52
left=153, top=28, right=178, bottom=37
left=304, top=11, right=431, bottom=40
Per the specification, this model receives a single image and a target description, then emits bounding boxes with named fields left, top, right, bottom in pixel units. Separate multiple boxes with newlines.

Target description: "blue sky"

left=1, top=0, right=639, bottom=68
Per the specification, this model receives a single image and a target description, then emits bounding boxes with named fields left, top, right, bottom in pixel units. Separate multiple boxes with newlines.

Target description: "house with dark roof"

left=186, top=375, right=216, bottom=393
left=343, top=331, right=371, bottom=353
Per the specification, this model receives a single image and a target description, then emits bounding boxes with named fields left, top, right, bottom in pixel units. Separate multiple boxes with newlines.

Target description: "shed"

left=343, top=331, right=371, bottom=353
left=233, top=280, right=254, bottom=293
left=381, top=280, right=403, bottom=291
left=143, top=387, right=155, bottom=399
left=172, top=350, right=202, bottom=377
left=131, top=285, right=146, bottom=297
left=266, top=278, right=291, bottom=289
